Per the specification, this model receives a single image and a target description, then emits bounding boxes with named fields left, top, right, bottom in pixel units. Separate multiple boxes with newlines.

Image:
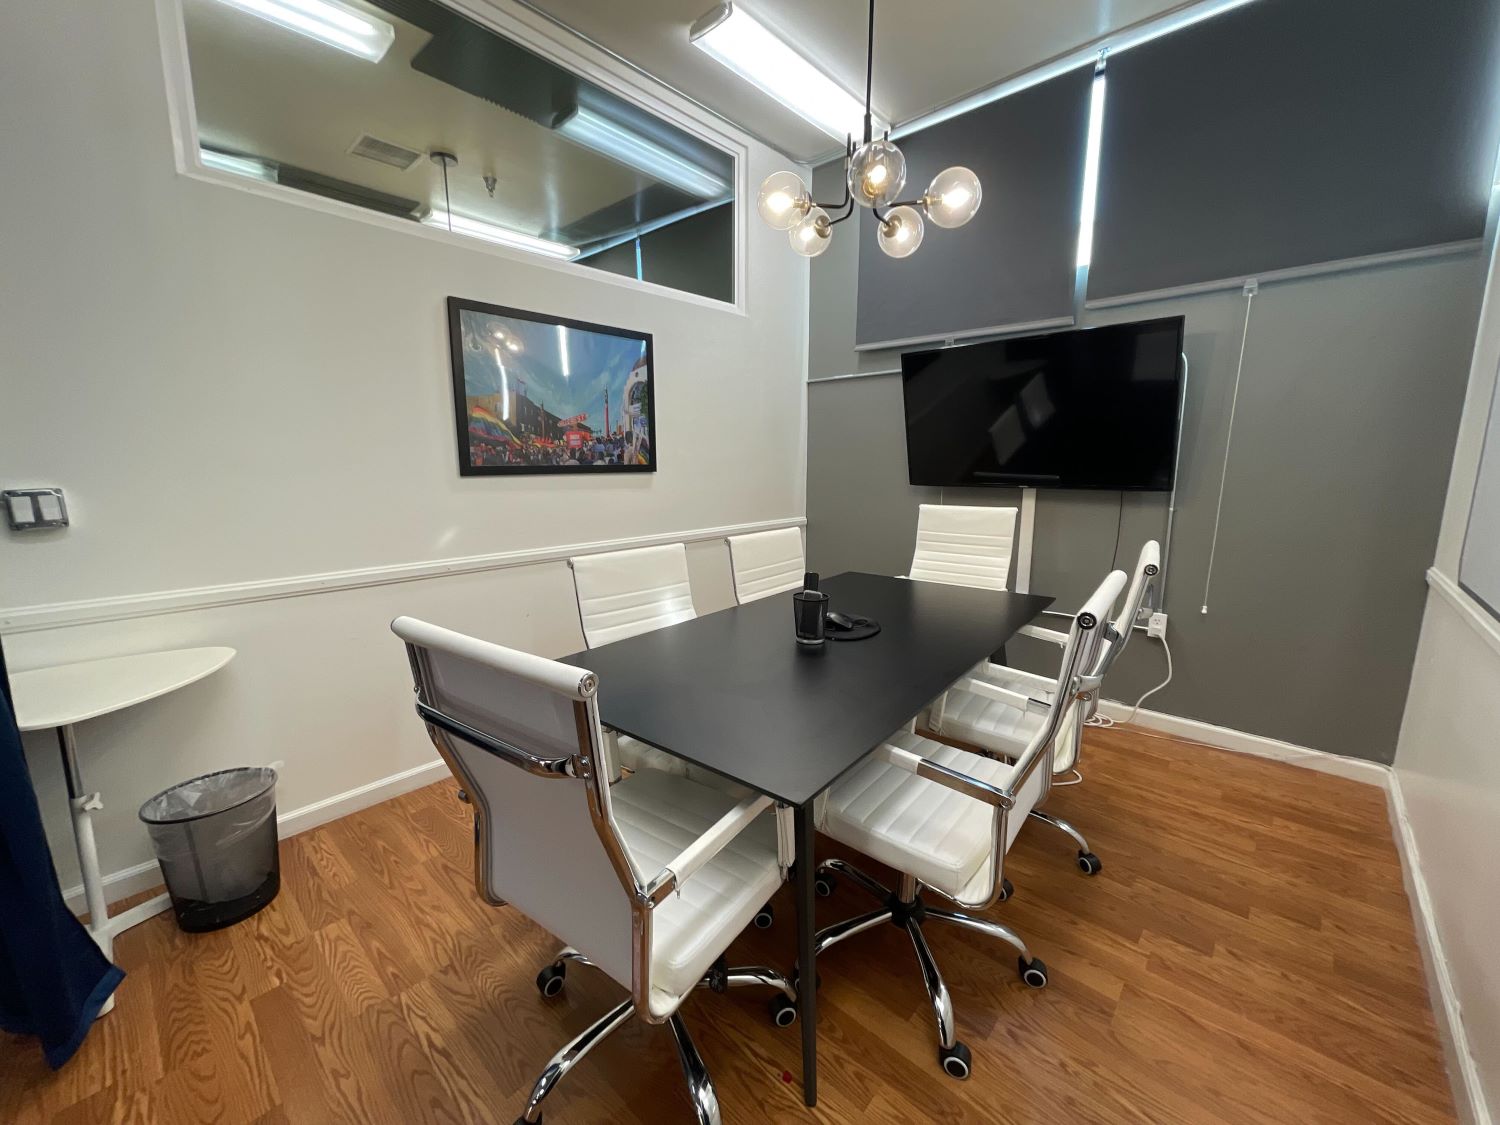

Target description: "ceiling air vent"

left=347, top=133, right=422, bottom=170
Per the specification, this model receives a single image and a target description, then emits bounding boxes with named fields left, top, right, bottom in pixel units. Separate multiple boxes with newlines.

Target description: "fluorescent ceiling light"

left=556, top=324, right=570, bottom=378
left=894, top=0, right=1258, bottom=140
left=1075, top=73, right=1106, bottom=269
left=691, top=3, right=884, bottom=142
left=424, top=211, right=579, bottom=260
left=211, top=0, right=396, bottom=63
left=200, top=147, right=277, bottom=182
left=558, top=107, right=728, bottom=199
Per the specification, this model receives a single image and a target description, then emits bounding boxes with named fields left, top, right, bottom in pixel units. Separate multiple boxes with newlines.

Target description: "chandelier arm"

left=825, top=198, right=858, bottom=227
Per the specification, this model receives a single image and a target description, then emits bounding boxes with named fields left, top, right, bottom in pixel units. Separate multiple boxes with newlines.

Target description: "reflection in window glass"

left=181, top=0, right=735, bottom=301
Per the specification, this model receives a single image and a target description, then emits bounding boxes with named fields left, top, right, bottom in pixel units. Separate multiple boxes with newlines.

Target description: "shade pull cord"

left=1201, top=280, right=1257, bottom=615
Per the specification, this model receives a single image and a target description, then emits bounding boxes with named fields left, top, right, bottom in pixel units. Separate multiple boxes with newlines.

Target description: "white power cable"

left=1201, top=281, right=1257, bottom=615
left=1116, top=635, right=1174, bottom=727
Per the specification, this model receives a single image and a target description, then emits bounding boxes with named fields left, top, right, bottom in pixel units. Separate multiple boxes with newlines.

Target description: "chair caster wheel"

left=938, top=1041, right=972, bottom=1080
left=1077, top=852, right=1102, bottom=875
left=998, top=877, right=1014, bottom=901
left=753, top=904, right=774, bottom=929
left=814, top=872, right=837, bottom=897
left=535, top=964, right=566, bottom=998
left=513, top=1118, right=536, bottom=1125
left=1018, top=956, right=1048, bottom=989
left=770, top=994, right=798, bottom=1027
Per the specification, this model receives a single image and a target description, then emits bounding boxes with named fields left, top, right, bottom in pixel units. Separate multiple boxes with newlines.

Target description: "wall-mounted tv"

left=901, top=316, right=1185, bottom=491
left=447, top=297, right=656, bottom=476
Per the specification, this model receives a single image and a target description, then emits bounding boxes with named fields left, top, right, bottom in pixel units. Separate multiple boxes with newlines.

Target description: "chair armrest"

left=1018, top=624, right=1069, bottom=647
left=972, top=663, right=1055, bottom=696
left=643, top=793, right=774, bottom=904
left=960, top=677, right=1052, bottom=715
left=775, top=804, right=794, bottom=872
left=877, top=743, right=1014, bottom=809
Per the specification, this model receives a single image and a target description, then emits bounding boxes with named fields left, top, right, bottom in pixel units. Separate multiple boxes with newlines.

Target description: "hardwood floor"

left=1, top=727, right=1456, bottom=1124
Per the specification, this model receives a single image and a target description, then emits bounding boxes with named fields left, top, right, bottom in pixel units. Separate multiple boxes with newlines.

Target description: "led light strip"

left=558, top=107, right=728, bottom=199
left=690, top=3, right=886, bottom=142
left=210, top=0, right=396, bottom=63
left=424, top=211, right=579, bottom=260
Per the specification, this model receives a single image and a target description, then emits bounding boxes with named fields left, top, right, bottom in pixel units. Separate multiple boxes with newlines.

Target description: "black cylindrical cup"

left=792, top=589, right=829, bottom=646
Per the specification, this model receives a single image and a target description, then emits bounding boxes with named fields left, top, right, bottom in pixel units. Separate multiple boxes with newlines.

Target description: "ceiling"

left=519, top=0, right=1192, bottom=162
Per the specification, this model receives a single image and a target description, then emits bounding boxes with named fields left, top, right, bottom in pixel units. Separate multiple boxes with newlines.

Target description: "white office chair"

left=906, top=503, right=1018, bottom=591
left=393, top=617, right=798, bottom=1125
left=929, top=541, right=1162, bottom=875
left=725, top=527, right=805, bottom=604
left=568, top=544, right=701, bottom=783
left=809, top=570, right=1124, bottom=1081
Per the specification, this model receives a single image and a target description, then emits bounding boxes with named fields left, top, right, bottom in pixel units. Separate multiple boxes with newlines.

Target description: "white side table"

left=10, top=647, right=236, bottom=1010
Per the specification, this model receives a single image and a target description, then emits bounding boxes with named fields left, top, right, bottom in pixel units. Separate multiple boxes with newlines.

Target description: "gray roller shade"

left=1088, top=0, right=1500, bottom=302
left=855, top=67, right=1093, bottom=349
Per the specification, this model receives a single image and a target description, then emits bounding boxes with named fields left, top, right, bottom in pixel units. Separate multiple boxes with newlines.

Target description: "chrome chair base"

left=809, top=859, right=1047, bottom=1081
left=1027, top=808, right=1102, bottom=874
left=516, top=949, right=798, bottom=1124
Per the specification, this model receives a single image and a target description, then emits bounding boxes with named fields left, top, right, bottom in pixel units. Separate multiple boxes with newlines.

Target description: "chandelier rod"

left=863, top=0, right=875, bottom=145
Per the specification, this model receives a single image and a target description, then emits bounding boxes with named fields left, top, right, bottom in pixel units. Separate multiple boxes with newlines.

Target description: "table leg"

left=56, top=724, right=173, bottom=1017
left=794, top=801, right=817, bottom=1107
left=58, top=725, right=111, bottom=958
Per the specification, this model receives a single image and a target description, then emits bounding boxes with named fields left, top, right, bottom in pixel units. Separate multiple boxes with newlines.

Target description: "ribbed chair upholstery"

left=569, top=543, right=696, bottom=648
left=392, top=618, right=798, bottom=1125
left=929, top=541, right=1162, bottom=874
left=810, top=570, right=1126, bottom=1080
left=907, top=504, right=1018, bottom=591
left=726, top=527, right=805, bottom=604
left=569, top=544, right=702, bottom=782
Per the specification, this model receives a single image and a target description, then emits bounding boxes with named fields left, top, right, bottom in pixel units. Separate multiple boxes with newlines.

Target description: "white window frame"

left=153, top=0, right=749, bottom=314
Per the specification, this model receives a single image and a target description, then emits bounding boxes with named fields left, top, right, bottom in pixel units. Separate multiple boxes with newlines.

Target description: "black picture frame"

left=446, top=296, right=657, bottom=476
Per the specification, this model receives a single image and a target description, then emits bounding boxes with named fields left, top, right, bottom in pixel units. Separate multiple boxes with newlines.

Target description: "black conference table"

left=562, top=571, right=1053, bottom=1107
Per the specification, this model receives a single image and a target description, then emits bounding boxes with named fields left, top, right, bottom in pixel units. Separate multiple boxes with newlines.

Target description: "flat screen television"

left=901, top=316, right=1185, bottom=491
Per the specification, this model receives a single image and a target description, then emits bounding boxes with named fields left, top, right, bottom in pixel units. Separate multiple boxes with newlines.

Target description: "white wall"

left=0, top=1, right=808, bottom=887
left=1394, top=231, right=1500, bottom=1123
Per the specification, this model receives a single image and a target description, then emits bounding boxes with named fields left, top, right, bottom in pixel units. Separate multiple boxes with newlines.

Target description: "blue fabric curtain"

left=0, top=639, right=124, bottom=1068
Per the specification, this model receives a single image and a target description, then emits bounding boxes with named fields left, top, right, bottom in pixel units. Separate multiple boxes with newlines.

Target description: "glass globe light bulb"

left=847, top=139, right=906, bottom=208
left=757, top=170, right=811, bottom=231
left=877, top=205, right=924, bottom=259
left=924, top=166, right=982, bottom=229
left=788, top=206, right=832, bottom=258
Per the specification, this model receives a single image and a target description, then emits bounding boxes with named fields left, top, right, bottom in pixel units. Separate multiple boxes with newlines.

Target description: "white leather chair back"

left=908, top=504, right=1018, bottom=591
left=1027, top=570, right=1125, bottom=778
left=726, top=527, right=805, bottom=604
left=392, top=617, right=638, bottom=989
left=569, top=543, right=695, bottom=648
left=1096, top=540, right=1161, bottom=678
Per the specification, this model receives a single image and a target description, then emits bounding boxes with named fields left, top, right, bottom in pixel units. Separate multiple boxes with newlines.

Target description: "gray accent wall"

left=806, top=252, right=1486, bottom=763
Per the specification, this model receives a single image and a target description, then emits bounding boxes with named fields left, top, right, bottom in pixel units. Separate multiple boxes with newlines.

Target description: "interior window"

left=180, top=0, right=735, bottom=302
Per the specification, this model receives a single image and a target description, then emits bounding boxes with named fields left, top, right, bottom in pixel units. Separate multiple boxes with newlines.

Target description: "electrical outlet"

left=1147, top=612, right=1168, bottom=639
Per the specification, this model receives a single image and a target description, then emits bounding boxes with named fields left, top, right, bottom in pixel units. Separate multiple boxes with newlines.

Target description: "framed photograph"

left=446, top=297, right=656, bottom=476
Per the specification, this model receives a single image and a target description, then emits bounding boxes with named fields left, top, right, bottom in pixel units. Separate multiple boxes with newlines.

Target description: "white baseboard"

left=1095, top=699, right=1391, bottom=785
left=61, top=757, right=450, bottom=914
left=1387, top=773, right=1493, bottom=1125
left=1093, top=699, right=1486, bottom=1122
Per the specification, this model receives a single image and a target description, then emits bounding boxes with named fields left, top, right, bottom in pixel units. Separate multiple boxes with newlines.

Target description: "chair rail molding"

left=1426, top=565, right=1500, bottom=660
left=0, top=516, right=806, bottom=634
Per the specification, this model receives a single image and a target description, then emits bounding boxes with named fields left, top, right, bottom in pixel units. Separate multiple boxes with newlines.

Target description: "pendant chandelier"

left=756, top=0, right=981, bottom=259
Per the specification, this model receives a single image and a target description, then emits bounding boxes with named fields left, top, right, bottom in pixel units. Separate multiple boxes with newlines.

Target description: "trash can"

left=139, top=766, right=280, bottom=933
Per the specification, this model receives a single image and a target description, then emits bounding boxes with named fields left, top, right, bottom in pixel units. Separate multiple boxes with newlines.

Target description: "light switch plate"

left=3, top=488, right=69, bottom=530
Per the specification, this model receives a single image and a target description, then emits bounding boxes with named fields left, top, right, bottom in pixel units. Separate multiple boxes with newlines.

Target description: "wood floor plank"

left=2, top=727, right=1456, bottom=1123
